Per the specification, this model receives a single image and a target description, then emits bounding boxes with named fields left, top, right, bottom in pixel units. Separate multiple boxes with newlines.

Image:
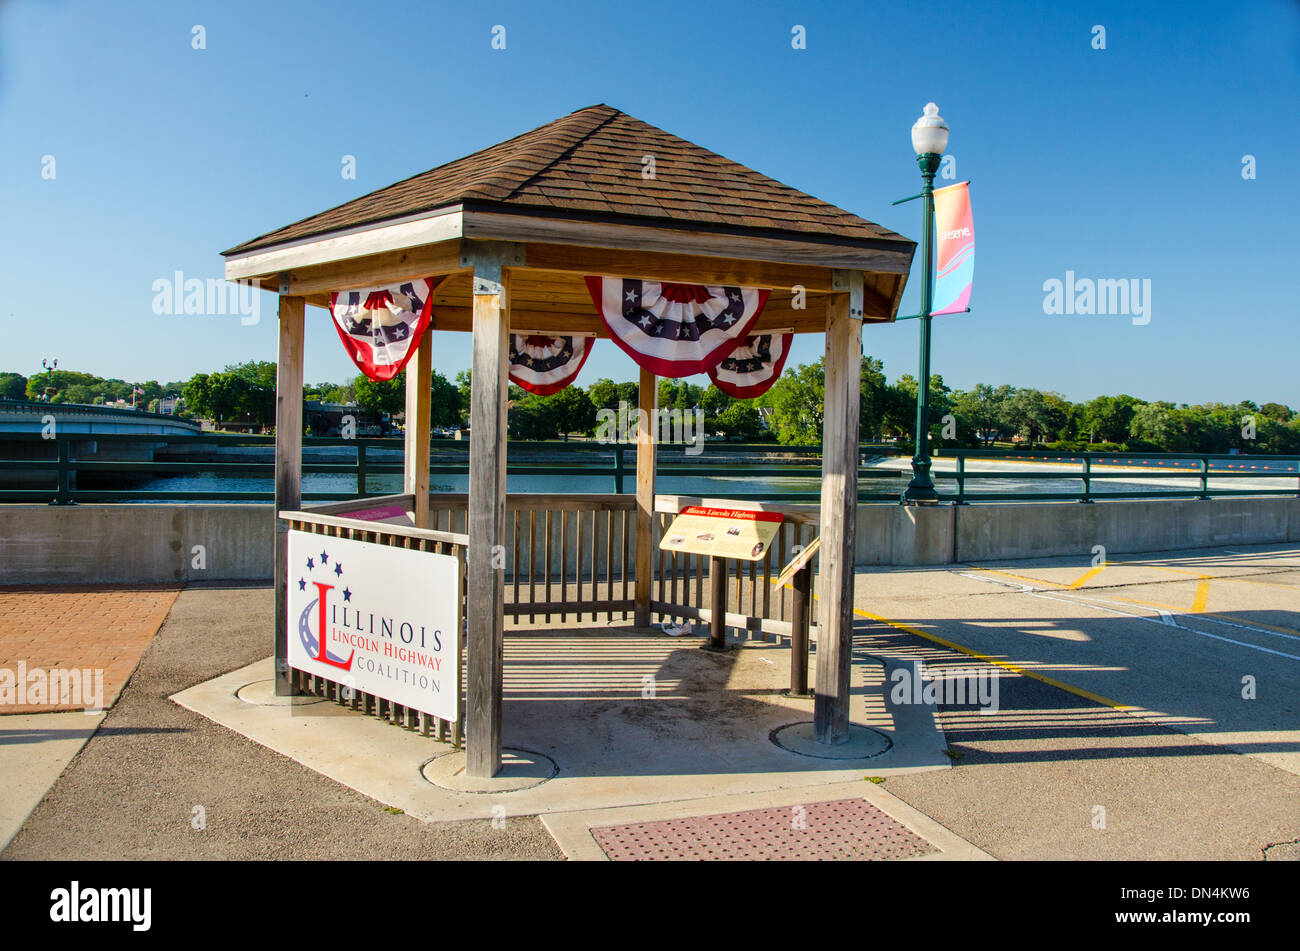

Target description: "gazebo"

left=222, top=104, right=915, bottom=778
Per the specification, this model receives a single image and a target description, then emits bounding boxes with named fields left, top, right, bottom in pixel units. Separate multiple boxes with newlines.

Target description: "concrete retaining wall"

left=1, top=497, right=1297, bottom=585
left=0, top=505, right=271, bottom=585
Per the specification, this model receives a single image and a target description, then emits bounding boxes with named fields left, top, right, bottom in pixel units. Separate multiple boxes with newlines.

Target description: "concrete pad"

left=170, top=629, right=950, bottom=824
left=423, top=749, right=559, bottom=793
left=540, top=780, right=993, bottom=861
left=0, top=710, right=104, bottom=850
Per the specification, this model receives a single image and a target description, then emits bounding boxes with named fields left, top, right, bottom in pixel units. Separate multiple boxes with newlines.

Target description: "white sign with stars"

left=286, top=530, right=460, bottom=722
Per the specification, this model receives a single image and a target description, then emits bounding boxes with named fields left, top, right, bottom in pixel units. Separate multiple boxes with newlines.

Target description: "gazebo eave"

left=224, top=205, right=914, bottom=327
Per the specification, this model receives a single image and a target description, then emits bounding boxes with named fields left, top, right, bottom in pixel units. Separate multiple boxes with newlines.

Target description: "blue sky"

left=3, top=0, right=1297, bottom=405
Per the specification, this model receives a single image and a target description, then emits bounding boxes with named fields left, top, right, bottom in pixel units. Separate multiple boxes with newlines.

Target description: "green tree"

left=883, top=374, right=951, bottom=446
left=1008, top=389, right=1068, bottom=445
left=700, top=385, right=733, bottom=422
left=713, top=402, right=763, bottom=441
left=951, top=384, right=1013, bottom=446
left=1258, top=402, right=1294, bottom=422
left=182, top=373, right=214, bottom=418
left=615, top=380, right=639, bottom=408
left=859, top=355, right=888, bottom=441
left=0, top=373, right=28, bottom=400
left=1082, top=395, right=1142, bottom=444
left=546, top=385, right=597, bottom=438
left=1129, top=401, right=1189, bottom=451
left=760, top=359, right=824, bottom=445
left=62, top=384, right=98, bottom=404
left=507, top=394, right=559, bottom=440
left=354, top=373, right=405, bottom=417
left=224, top=360, right=277, bottom=390
left=587, top=378, right=622, bottom=412
left=428, top=370, right=461, bottom=428
left=657, top=379, right=704, bottom=411
left=454, top=370, right=473, bottom=425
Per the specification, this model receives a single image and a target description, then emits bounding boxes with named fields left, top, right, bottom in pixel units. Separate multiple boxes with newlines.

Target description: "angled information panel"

left=659, top=506, right=784, bottom=561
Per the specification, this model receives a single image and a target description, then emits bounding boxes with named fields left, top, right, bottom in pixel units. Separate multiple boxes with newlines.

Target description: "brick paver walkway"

left=0, top=586, right=179, bottom=714
left=591, top=799, right=937, bottom=861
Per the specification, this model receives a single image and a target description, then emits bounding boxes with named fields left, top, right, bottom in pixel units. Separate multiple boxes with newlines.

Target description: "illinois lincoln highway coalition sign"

left=286, top=530, right=460, bottom=722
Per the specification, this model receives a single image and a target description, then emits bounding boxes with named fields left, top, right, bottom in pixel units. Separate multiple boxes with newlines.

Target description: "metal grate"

left=591, top=798, right=937, bottom=861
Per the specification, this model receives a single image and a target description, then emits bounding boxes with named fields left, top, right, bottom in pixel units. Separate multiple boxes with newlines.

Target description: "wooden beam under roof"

left=521, top=243, right=842, bottom=292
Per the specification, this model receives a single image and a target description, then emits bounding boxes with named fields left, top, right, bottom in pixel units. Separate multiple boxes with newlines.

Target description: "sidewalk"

left=0, top=584, right=179, bottom=849
left=0, top=585, right=178, bottom=713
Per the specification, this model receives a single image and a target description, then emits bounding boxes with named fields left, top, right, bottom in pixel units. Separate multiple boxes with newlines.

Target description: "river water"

left=133, top=456, right=1298, bottom=501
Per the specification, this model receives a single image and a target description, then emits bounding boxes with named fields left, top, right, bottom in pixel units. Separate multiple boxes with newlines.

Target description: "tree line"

left=4, top=358, right=1297, bottom=454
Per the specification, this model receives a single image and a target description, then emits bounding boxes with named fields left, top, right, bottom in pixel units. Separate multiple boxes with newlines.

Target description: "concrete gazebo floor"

left=171, top=622, right=957, bottom=837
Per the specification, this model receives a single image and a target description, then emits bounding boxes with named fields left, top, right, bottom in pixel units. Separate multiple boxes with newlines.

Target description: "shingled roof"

left=225, top=104, right=911, bottom=257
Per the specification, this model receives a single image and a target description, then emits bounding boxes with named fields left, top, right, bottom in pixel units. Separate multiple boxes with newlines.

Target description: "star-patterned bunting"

left=329, top=276, right=445, bottom=381
left=707, top=332, right=794, bottom=399
left=585, top=277, right=770, bottom=378
left=508, top=333, right=594, bottom=395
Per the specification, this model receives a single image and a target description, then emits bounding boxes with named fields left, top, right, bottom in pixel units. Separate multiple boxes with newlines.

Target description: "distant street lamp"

left=903, top=103, right=949, bottom=504
left=42, top=357, right=57, bottom=401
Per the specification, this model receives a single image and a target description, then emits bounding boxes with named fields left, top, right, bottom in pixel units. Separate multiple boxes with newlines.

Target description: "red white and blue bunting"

left=329, top=277, right=441, bottom=381
left=508, top=333, right=594, bottom=395
left=707, top=332, right=793, bottom=399
left=584, top=276, right=770, bottom=378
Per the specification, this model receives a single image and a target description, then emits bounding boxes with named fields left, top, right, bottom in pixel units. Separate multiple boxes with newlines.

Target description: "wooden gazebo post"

left=464, top=241, right=521, bottom=778
left=273, top=284, right=305, bottom=696
left=814, top=272, right=864, bottom=742
left=634, top=365, right=656, bottom=629
left=403, top=331, right=433, bottom=528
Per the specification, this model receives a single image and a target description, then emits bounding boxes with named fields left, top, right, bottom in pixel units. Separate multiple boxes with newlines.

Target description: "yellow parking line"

left=852, top=607, right=1135, bottom=711
left=1191, top=580, right=1210, bottom=613
left=963, top=566, right=1069, bottom=589
left=1068, top=564, right=1107, bottom=589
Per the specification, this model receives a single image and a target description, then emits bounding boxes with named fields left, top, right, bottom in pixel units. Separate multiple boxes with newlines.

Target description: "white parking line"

left=959, top=571, right=1300, bottom=663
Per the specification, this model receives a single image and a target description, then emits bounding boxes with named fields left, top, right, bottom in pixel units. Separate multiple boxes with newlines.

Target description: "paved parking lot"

left=854, top=543, right=1300, bottom=859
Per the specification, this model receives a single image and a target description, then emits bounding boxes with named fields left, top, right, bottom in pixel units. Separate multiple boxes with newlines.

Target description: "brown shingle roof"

left=224, top=104, right=910, bottom=256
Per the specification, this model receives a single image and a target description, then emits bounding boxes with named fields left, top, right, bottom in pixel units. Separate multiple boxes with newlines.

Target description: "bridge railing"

left=0, top=397, right=201, bottom=428
left=936, top=448, right=1300, bottom=503
left=1, top=431, right=1298, bottom=504
left=0, top=431, right=901, bottom=504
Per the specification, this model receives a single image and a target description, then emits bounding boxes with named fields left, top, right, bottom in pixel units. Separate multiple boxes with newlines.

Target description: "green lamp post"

left=903, top=102, right=949, bottom=504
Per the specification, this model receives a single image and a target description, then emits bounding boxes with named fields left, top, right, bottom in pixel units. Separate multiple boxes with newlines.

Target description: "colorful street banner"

left=585, top=276, right=769, bottom=378
left=329, top=276, right=443, bottom=381
left=508, top=333, right=594, bottom=395
left=707, top=332, right=793, bottom=399
left=932, top=181, right=974, bottom=316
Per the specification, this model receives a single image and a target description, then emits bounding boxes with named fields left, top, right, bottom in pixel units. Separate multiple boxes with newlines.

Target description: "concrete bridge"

left=0, top=399, right=201, bottom=489
left=0, top=399, right=200, bottom=436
